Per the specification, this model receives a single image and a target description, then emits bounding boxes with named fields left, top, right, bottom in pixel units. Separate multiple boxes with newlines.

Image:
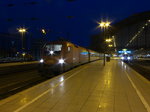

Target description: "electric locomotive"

left=38, top=41, right=101, bottom=77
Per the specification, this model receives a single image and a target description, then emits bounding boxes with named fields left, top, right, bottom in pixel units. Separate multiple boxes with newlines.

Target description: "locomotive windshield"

left=44, top=44, right=62, bottom=56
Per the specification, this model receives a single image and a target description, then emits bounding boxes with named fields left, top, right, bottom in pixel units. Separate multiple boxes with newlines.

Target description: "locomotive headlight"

left=121, top=57, right=124, bottom=60
left=59, top=59, right=65, bottom=64
left=40, top=59, right=44, bottom=63
left=127, top=57, right=131, bottom=60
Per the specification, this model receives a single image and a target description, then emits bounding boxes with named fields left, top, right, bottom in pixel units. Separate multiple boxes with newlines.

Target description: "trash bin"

left=106, top=56, right=110, bottom=62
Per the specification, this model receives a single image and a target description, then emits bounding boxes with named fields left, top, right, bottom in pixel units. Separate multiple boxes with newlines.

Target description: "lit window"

left=45, top=44, right=62, bottom=56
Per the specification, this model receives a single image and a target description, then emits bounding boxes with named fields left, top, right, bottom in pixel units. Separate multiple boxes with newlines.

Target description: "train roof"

left=45, top=40, right=100, bottom=53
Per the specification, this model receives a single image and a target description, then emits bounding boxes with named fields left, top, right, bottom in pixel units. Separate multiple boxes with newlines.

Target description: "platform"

left=0, top=60, right=150, bottom=112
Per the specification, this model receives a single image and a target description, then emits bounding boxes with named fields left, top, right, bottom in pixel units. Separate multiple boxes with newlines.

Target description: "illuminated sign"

left=80, top=52, right=88, bottom=55
left=118, top=49, right=131, bottom=54
left=118, top=51, right=131, bottom=54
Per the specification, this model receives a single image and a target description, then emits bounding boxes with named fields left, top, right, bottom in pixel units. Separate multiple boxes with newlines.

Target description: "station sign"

left=118, top=49, right=131, bottom=54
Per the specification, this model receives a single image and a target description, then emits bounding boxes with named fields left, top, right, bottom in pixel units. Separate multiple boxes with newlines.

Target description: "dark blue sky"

left=0, top=0, right=150, bottom=47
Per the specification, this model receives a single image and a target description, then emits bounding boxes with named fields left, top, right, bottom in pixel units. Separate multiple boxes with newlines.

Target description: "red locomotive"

left=38, top=41, right=103, bottom=77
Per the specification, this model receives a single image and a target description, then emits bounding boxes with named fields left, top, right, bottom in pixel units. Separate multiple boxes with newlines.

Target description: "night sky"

left=0, top=0, right=150, bottom=47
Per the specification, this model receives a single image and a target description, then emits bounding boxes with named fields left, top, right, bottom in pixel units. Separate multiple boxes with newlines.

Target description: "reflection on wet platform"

left=0, top=60, right=150, bottom=112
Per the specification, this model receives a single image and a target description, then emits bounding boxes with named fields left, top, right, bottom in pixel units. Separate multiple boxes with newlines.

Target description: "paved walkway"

left=0, top=60, right=150, bottom=112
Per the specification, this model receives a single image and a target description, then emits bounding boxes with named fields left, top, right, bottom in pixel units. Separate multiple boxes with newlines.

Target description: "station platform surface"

left=0, top=61, right=38, bottom=67
left=0, top=60, right=150, bottom=112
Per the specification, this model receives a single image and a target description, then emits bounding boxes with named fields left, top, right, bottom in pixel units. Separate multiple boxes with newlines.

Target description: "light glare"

left=41, top=29, right=46, bottom=34
left=108, top=44, right=113, bottom=47
left=18, top=28, right=27, bottom=33
left=40, top=59, right=44, bottom=63
left=121, top=57, right=124, bottom=60
left=127, top=57, right=131, bottom=60
left=98, top=21, right=111, bottom=28
left=59, top=59, right=65, bottom=64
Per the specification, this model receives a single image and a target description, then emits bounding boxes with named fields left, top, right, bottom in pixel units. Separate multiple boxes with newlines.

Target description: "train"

left=38, top=41, right=103, bottom=77
left=121, top=54, right=133, bottom=62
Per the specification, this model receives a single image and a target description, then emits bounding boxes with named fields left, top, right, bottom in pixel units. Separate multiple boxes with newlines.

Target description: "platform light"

left=59, top=59, right=65, bottom=64
left=40, top=59, right=44, bottom=63
left=99, top=22, right=105, bottom=27
left=18, top=28, right=27, bottom=33
left=108, top=44, right=113, bottom=47
left=98, top=21, right=111, bottom=28
left=105, top=22, right=110, bottom=27
left=105, top=38, right=112, bottom=42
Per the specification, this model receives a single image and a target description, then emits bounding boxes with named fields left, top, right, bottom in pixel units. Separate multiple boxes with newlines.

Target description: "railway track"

left=0, top=70, right=47, bottom=99
left=126, top=60, right=150, bottom=81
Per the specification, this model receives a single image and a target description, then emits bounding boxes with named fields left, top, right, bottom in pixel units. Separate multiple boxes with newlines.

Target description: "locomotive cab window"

left=44, top=44, right=62, bottom=56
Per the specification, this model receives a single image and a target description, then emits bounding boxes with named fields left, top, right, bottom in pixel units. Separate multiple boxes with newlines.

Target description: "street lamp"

left=105, top=38, right=112, bottom=43
left=99, top=22, right=105, bottom=27
left=105, top=22, right=111, bottom=27
left=108, top=44, right=113, bottom=47
left=98, top=21, right=110, bottom=29
left=18, top=28, right=27, bottom=33
left=17, top=27, right=27, bottom=52
left=98, top=21, right=111, bottom=66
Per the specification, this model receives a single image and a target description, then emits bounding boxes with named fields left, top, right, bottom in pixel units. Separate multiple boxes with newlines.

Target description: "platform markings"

left=14, top=66, right=88, bottom=112
left=125, top=71, right=150, bottom=112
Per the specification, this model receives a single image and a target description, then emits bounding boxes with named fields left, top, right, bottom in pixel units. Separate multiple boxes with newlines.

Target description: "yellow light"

left=105, top=38, right=112, bottom=42
left=98, top=21, right=111, bottom=28
left=22, top=53, right=26, bottom=56
left=105, top=39, right=109, bottom=42
left=109, top=39, right=112, bottom=42
left=108, top=44, right=113, bottom=47
left=99, top=22, right=105, bottom=27
left=105, top=22, right=110, bottom=27
left=18, top=28, right=27, bottom=33
left=41, top=29, right=46, bottom=34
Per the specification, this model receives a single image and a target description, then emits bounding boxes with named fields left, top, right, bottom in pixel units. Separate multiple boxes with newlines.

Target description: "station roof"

left=114, top=11, right=150, bottom=29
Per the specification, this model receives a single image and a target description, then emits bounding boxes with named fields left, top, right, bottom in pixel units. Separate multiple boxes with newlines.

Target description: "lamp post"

left=98, top=21, right=111, bottom=66
left=17, top=28, right=27, bottom=52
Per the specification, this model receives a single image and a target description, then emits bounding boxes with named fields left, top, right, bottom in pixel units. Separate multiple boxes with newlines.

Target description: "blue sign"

left=80, top=52, right=88, bottom=55
left=118, top=51, right=131, bottom=54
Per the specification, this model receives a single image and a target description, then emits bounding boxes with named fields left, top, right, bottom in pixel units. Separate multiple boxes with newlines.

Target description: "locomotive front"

left=39, top=42, right=65, bottom=75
